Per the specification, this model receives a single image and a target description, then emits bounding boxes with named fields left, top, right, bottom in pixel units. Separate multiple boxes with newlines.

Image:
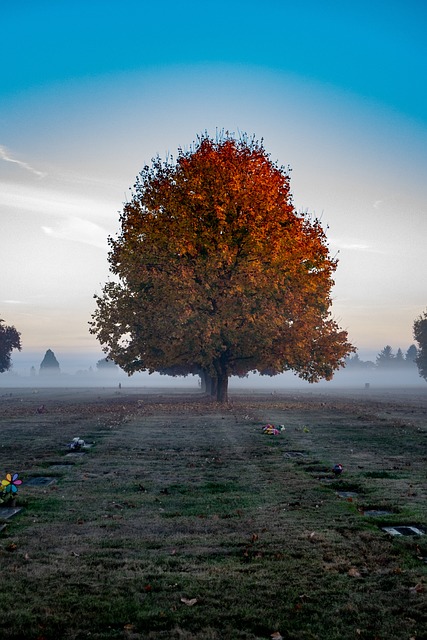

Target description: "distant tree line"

left=345, top=345, right=418, bottom=371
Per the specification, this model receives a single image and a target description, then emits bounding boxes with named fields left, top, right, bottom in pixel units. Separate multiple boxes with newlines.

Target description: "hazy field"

left=0, top=386, right=426, bottom=639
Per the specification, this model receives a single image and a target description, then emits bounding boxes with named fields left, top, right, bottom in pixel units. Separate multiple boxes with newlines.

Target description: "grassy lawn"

left=0, top=387, right=426, bottom=639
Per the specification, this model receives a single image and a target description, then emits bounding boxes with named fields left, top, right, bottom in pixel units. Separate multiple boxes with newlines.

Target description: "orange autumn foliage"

left=90, top=133, right=354, bottom=402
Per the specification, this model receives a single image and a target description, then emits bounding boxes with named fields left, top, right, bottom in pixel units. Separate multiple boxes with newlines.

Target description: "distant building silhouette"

left=39, top=349, right=60, bottom=375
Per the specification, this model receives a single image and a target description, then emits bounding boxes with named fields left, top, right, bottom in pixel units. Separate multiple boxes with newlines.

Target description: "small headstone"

left=337, top=491, right=359, bottom=499
left=65, top=452, right=85, bottom=458
left=382, top=525, right=425, bottom=536
left=364, top=509, right=393, bottom=517
left=0, top=507, right=23, bottom=520
left=24, top=477, right=58, bottom=487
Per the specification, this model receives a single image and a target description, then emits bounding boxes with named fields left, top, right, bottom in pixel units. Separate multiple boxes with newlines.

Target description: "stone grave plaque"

left=65, top=451, right=85, bottom=458
left=24, top=476, right=58, bottom=487
left=382, top=525, right=425, bottom=536
left=337, top=491, right=359, bottom=499
left=364, top=509, right=393, bottom=517
left=0, top=507, right=23, bottom=520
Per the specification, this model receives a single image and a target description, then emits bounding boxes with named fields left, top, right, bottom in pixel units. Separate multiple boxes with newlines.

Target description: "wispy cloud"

left=338, top=242, right=372, bottom=251
left=41, top=217, right=109, bottom=250
left=329, top=237, right=385, bottom=253
left=0, top=181, right=116, bottom=249
left=1, top=299, right=25, bottom=304
left=0, top=145, right=46, bottom=178
left=0, top=182, right=116, bottom=221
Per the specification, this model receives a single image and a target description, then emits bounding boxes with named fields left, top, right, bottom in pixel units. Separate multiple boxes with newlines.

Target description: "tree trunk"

left=199, top=370, right=207, bottom=393
left=209, top=375, right=218, bottom=398
left=216, top=373, right=229, bottom=403
left=199, top=369, right=218, bottom=398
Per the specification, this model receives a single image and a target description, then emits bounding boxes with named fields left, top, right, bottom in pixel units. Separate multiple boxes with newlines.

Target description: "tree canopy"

left=0, top=319, right=21, bottom=373
left=90, top=133, right=353, bottom=401
left=413, top=310, right=427, bottom=381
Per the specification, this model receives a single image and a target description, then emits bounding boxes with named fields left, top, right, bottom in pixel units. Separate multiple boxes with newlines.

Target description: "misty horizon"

left=1, top=347, right=424, bottom=390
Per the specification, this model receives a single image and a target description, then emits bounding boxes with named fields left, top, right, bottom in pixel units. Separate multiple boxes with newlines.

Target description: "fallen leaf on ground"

left=271, top=632, right=283, bottom=639
left=180, top=597, right=198, bottom=606
left=409, top=583, right=425, bottom=594
left=348, top=567, right=361, bottom=577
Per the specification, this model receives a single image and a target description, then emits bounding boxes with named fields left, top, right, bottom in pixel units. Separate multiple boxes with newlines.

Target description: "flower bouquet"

left=0, top=473, right=22, bottom=507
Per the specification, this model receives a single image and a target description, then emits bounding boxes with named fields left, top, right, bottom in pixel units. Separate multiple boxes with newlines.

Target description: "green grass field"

left=0, top=387, right=426, bottom=639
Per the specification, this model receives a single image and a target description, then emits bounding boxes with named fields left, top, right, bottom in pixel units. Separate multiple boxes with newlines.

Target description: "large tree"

left=413, top=310, right=427, bottom=380
left=0, top=319, right=21, bottom=373
left=90, top=134, right=353, bottom=402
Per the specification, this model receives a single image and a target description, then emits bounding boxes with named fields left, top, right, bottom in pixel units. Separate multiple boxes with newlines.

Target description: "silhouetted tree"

left=40, top=349, right=60, bottom=375
left=343, top=354, right=375, bottom=370
left=395, top=348, right=405, bottom=367
left=413, top=311, right=427, bottom=381
left=0, top=319, right=21, bottom=373
left=345, top=354, right=362, bottom=368
left=405, top=344, right=418, bottom=366
left=96, top=357, right=118, bottom=371
left=376, top=345, right=394, bottom=368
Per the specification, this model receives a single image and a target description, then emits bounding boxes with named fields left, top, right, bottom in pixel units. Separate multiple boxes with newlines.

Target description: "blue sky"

left=1, top=1, right=427, bottom=374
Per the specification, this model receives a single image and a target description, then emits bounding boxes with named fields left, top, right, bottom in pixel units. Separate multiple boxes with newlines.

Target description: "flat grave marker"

left=0, top=507, right=23, bottom=520
left=337, top=491, right=359, bottom=499
left=24, top=477, right=58, bottom=487
left=363, top=509, right=393, bottom=517
left=382, top=525, right=425, bottom=536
